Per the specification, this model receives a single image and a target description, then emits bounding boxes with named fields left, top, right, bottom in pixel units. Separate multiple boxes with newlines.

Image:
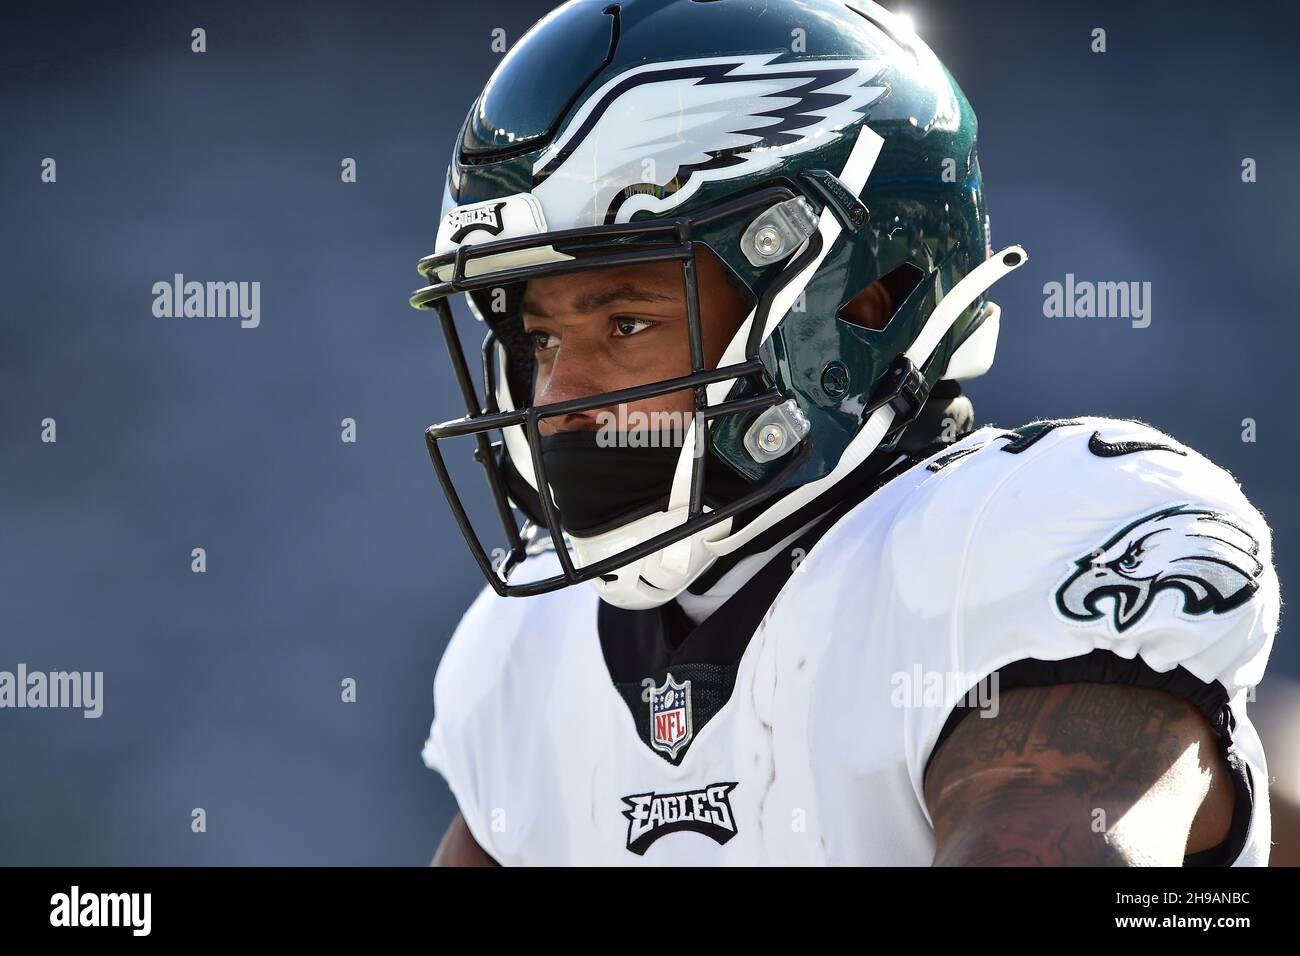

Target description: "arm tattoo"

left=1041, top=682, right=1188, bottom=770
left=924, top=682, right=1223, bottom=866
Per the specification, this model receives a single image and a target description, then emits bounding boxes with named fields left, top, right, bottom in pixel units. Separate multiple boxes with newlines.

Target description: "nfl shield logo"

left=649, top=673, right=693, bottom=759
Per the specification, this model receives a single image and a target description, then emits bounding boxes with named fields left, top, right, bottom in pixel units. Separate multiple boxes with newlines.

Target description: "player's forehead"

left=520, top=259, right=686, bottom=317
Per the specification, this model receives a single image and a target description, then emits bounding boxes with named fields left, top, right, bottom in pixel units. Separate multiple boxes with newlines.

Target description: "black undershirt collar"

left=596, top=447, right=937, bottom=763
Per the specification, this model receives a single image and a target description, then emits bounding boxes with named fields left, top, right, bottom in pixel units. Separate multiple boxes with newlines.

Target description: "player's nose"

left=534, top=346, right=606, bottom=434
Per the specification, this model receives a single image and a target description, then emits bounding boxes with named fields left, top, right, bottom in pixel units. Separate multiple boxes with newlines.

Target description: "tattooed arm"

left=923, top=683, right=1236, bottom=866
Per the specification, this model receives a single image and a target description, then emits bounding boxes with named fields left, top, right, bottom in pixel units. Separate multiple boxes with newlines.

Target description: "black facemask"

left=539, top=431, right=754, bottom=536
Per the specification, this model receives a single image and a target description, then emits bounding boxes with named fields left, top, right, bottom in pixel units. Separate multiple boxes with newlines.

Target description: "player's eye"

left=529, top=329, right=557, bottom=353
left=612, top=316, right=655, bottom=338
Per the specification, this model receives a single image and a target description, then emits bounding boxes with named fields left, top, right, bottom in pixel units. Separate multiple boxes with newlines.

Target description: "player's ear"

left=838, top=263, right=926, bottom=331
left=838, top=279, right=894, bottom=330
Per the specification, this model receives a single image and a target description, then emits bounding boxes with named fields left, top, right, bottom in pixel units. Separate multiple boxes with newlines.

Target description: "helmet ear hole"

left=470, top=281, right=534, bottom=405
left=837, top=262, right=926, bottom=331
left=491, top=313, right=536, bottom=407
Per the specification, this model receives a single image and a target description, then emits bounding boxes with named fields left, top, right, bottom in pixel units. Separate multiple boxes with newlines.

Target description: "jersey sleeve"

left=896, top=418, right=1279, bottom=865
left=420, top=581, right=517, bottom=865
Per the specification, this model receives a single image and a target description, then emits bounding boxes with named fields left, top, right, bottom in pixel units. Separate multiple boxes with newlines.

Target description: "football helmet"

left=410, top=0, right=1026, bottom=608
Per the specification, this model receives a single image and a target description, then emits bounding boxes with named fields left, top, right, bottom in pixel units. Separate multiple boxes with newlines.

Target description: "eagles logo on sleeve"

left=1055, top=505, right=1264, bottom=633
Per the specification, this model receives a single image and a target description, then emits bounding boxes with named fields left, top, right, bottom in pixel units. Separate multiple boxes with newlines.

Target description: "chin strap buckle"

left=863, top=354, right=930, bottom=433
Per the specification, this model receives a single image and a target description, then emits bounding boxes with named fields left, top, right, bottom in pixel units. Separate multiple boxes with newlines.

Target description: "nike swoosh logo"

left=1087, top=431, right=1187, bottom=458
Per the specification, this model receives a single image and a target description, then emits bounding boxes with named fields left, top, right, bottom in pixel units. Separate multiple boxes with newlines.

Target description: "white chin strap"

left=570, top=506, right=735, bottom=612
left=569, top=244, right=1027, bottom=610
left=571, top=411, right=733, bottom=611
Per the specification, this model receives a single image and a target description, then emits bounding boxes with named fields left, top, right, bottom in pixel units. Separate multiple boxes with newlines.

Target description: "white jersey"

left=421, top=417, right=1279, bottom=865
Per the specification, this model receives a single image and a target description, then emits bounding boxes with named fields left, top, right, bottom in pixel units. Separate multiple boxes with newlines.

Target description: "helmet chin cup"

left=573, top=509, right=736, bottom=610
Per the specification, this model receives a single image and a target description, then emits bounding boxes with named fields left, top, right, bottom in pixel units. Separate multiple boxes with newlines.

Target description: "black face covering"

left=539, top=431, right=753, bottom=536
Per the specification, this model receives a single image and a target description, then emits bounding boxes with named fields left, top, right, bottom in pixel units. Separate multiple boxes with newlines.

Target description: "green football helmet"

left=410, top=0, right=1026, bottom=608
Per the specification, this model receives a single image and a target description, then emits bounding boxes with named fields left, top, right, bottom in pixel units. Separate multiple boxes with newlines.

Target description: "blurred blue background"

left=1, top=0, right=1295, bottom=864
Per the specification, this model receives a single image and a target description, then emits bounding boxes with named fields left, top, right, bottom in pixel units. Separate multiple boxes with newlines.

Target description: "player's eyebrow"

left=520, top=282, right=679, bottom=319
